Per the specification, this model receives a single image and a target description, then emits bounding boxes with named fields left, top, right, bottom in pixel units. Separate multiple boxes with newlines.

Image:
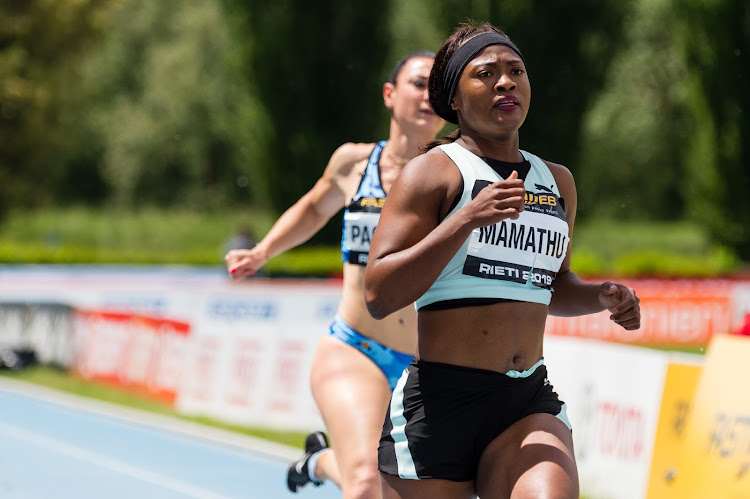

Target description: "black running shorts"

left=378, top=360, right=570, bottom=482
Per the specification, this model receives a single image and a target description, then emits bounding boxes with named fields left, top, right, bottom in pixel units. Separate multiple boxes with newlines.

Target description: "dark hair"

left=429, top=22, right=512, bottom=124
left=388, top=50, right=436, bottom=84
left=423, top=22, right=514, bottom=152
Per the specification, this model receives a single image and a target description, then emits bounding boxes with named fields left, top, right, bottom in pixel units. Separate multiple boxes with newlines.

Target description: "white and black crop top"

left=415, top=142, right=569, bottom=310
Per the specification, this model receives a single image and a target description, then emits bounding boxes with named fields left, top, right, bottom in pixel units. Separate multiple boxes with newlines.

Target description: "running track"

left=0, top=378, right=340, bottom=498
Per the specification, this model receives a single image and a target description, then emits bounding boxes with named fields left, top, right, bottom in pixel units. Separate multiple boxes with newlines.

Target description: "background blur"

left=1, top=3, right=749, bottom=498
left=0, top=0, right=747, bottom=276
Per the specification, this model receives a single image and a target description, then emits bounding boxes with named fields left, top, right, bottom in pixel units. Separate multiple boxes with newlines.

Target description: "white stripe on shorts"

left=556, top=402, right=572, bottom=430
left=389, top=368, right=418, bottom=479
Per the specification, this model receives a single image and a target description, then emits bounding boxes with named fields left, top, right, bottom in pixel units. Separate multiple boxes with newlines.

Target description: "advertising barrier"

left=72, top=310, right=191, bottom=404
left=654, top=334, right=750, bottom=498
left=0, top=302, right=75, bottom=368
left=646, top=361, right=703, bottom=498
left=546, top=279, right=736, bottom=347
left=544, top=337, right=704, bottom=499
left=176, top=284, right=340, bottom=431
left=2, top=268, right=748, bottom=348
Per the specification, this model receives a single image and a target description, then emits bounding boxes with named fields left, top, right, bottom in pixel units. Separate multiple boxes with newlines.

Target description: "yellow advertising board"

left=646, top=362, right=702, bottom=498
left=652, top=335, right=750, bottom=498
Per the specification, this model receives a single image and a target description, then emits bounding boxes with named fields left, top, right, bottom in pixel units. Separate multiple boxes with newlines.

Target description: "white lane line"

left=0, top=421, right=232, bottom=499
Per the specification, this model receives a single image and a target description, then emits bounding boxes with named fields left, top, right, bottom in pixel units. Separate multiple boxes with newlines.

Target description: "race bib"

left=462, top=181, right=569, bottom=289
left=343, top=211, right=379, bottom=265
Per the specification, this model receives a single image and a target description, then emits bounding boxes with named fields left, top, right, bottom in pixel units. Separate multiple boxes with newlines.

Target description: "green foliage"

left=0, top=208, right=741, bottom=278
left=611, top=248, right=738, bottom=278
left=75, top=0, right=268, bottom=209
left=0, top=0, right=120, bottom=217
left=386, top=1, right=446, bottom=64
left=570, top=220, right=740, bottom=277
left=672, top=0, right=750, bottom=259
left=0, top=206, right=276, bottom=266
left=576, top=0, right=690, bottom=221
left=575, top=0, right=749, bottom=259
left=264, top=247, right=343, bottom=277
left=0, top=0, right=747, bottom=260
left=225, top=0, right=391, bottom=243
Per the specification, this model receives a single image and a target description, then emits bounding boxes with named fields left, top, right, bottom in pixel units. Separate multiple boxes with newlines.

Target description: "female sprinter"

left=365, top=23, right=641, bottom=499
left=226, top=52, right=445, bottom=498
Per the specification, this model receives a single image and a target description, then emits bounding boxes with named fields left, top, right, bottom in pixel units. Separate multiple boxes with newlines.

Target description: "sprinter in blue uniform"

left=365, top=23, right=641, bottom=499
left=226, top=52, right=444, bottom=497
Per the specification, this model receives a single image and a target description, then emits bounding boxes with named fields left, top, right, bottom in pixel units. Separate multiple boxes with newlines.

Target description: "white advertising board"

left=545, top=336, right=672, bottom=499
left=178, top=283, right=341, bottom=431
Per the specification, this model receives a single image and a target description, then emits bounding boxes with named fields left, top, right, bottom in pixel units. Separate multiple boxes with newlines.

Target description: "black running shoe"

left=286, top=431, right=330, bottom=492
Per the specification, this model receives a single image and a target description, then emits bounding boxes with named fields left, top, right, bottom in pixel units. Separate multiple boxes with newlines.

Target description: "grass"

left=0, top=205, right=346, bottom=276
left=0, top=364, right=309, bottom=450
left=569, top=220, right=741, bottom=278
left=0, top=206, right=276, bottom=265
left=0, top=206, right=744, bottom=278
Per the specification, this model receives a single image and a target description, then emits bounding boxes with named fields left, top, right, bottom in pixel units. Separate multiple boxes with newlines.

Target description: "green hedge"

left=0, top=208, right=743, bottom=278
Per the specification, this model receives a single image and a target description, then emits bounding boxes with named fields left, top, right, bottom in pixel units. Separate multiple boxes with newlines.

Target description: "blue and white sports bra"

left=341, top=141, right=387, bottom=266
left=415, top=142, right=570, bottom=310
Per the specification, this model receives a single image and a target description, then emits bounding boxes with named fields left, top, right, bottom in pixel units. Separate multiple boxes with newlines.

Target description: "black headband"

left=443, top=32, right=526, bottom=110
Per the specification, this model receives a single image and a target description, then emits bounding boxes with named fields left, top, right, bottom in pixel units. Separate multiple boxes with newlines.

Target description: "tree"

left=576, top=0, right=690, bottom=220
left=224, top=0, right=391, bottom=242
left=76, top=0, right=268, bottom=209
left=575, top=0, right=749, bottom=259
left=0, top=0, right=119, bottom=218
left=673, top=0, right=749, bottom=258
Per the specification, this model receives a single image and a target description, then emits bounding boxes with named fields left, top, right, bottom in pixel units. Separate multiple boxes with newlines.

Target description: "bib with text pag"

left=343, top=196, right=384, bottom=265
left=341, top=141, right=387, bottom=266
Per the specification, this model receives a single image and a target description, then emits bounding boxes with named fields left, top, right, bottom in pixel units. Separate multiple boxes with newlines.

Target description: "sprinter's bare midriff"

left=417, top=301, right=548, bottom=373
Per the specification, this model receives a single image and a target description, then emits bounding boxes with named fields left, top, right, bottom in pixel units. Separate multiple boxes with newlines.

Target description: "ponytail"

left=421, top=128, right=461, bottom=154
